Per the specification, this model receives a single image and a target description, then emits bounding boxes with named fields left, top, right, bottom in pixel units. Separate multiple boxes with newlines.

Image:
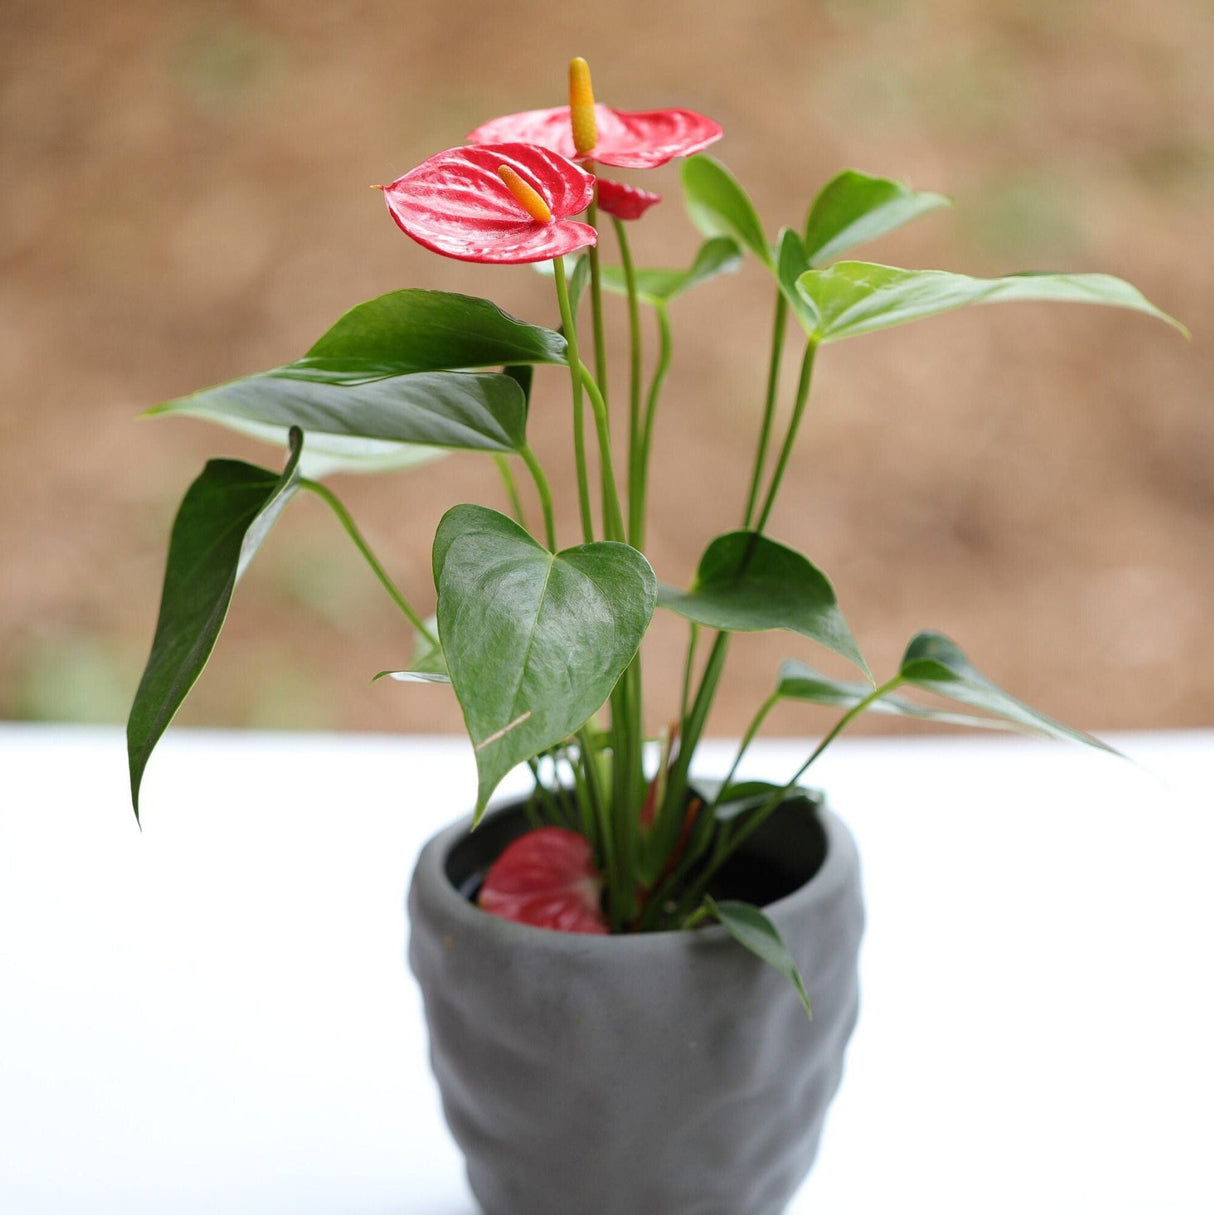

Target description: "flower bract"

left=479, top=826, right=608, bottom=934
left=596, top=179, right=661, bottom=221
left=468, top=104, right=722, bottom=170
left=381, top=142, right=597, bottom=264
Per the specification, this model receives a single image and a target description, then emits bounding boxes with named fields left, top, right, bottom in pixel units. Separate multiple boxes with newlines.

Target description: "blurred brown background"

left=1, top=0, right=1211, bottom=741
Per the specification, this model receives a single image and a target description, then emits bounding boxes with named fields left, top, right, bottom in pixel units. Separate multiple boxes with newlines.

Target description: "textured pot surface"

left=408, top=794, right=864, bottom=1215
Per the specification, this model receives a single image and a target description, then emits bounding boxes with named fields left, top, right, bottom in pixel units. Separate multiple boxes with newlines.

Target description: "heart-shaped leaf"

left=434, top=505, right=657, bottom=818
left=681, top=155, right=772, bottom=266
left=705, top=897, right=813, bottom=1018
left=898, top=631, right=1117, bottom=752
left=290, top=288, right=567, bottom=382
left=127, top=430, right=304, bottom=819
left=657, top=531, right=869, bottom=677
left=795, top=261, right=1187, bottom=343
left=803, top=170, right=951, bottom=267
left=775, top=658, right=1016, bottom=730
left=599, top=236, right=744, bottom=304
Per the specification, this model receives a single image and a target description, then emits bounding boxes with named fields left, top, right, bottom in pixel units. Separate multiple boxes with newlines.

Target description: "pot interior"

left=444, top=790, right=828, bottom=912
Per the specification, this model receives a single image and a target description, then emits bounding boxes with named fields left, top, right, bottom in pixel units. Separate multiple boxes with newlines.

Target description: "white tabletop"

left=1, top=724, right=1211, bottom=1214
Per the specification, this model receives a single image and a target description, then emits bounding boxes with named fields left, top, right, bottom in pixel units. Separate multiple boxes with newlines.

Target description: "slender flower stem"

left=751, top=337, right=818, bottom=537
left=638, top=304, right=673, bottom=536
left=612, top=217, right=645, bottom=548
left=301, top=478, right=437, bottom=648
left=673, top=676, right=907, bottom=919
left=552, top=257, right=595, bottom=543
left=519, top=444, right=557, bottom=551
left=578, top=364, right=626, bottom=542
left=679, top=623, right=700, bottom=729
left=493, top=454, right=527, bottom=531
left=708, top=692, right=779, bottom=813
left=586, top=187, right=610, bottom=404
left=742, top=291, right=789, bottom=528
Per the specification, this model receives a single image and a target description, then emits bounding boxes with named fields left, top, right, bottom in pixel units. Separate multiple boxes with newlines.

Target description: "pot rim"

left=410, top=787, right=860, bottom=952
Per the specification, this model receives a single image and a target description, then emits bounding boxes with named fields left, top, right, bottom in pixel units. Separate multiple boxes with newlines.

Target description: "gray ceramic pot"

left=408, top=791, right=864, bottom=1215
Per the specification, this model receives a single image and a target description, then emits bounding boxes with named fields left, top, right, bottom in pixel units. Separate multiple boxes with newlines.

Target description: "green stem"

left=578, top=364, right=626, bottom=542
left=751, top=337, right=818, bottom=538
left=302, top=478, right=436, bottom=648
left=679, top=623, right=700, bottom=729
left=519, top=444, right=557, bottom=551
left=742, top=291, right=789, bottom=528
left=639, top=304, right=674, bottom=534
left=612, top=217, right=645, bottom=548
left=707, top=692, right=779, bottom=814
left=681, top=676, right=906, bottom=914
left=587, top=189, right=609, bottom=404
left=552, top=257, right=595, bottom=543
left=493, top=454, right=527, bottom=531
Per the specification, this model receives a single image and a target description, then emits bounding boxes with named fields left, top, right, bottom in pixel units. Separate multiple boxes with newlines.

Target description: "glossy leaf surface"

left=434, top=506, right=657, bottom=817
left=705, top=897, right=813, bottom=1018
left=127, top=431, right=303, bottom=818
left=156, top=369, right=528, bottom=464
left=795, top=262, right=1187, bottom=343
left=382, top=143, right=596, bottom=264
left=600, top=236, right=743, bottom=304
left=803, top=170, right=951, bottom=267
left=898, top=632, right=1116, bottom=752
left=658, top=531, right=868, bottom=676
left=290, top=289, right=567, bottom=380
left=468, top=104, right=722, bottom=169
left=681, top=155, right=772, bottom=266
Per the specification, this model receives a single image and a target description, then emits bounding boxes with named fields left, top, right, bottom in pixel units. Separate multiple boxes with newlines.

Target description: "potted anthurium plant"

left=127, top=59, right=1183, bottom=1215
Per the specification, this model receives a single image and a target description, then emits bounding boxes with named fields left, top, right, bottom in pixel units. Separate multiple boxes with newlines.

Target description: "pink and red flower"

left=381, top=142, right=597, bottom=264
left=468, top=104, right=722, bottom=171
left=479, top=826, right=608, bottom=935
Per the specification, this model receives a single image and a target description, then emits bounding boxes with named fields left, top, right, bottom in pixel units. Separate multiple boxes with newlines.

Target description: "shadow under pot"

left=408, top=790, right=864, bottom=1215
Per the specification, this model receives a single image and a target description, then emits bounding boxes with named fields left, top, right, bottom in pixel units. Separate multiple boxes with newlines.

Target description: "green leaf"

left=127, top=429, right=304, bottom=819
left=600, top=236, right=744, bottom=304
left=795, top=261, right=1188, bottom=343
left=775, top=227, right=817, bottom=331
left=681, top=155, right=772, bottom=266
left=152, top=368, right=529, bottom=477
left=803, top=170, right=951, bottom=267
left=657, top=531, right=869, bottom=677
left=434, top=505, right=657, bottom=818
left=705, top=897, right=813, bottom=1019
left=288, top=288, right=567, bottom=382
left=898, top=631, right=1117, bottom=752
left=374, top=617, right=449, bottom=684
left=774, top=658, right=1020, bottom=730
left=711, top=779, right=821, bottom=822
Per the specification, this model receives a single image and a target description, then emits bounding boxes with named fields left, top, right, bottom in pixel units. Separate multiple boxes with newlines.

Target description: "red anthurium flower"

left=479, top=827, right=608, bottom=935
left=380, top=142, right=597, bottom=264
left=468, top=104, right=722, bottom=171
left=596, top=179, right=661, bottom=221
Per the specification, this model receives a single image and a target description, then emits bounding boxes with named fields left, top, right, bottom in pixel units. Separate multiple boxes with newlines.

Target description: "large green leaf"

left=153, top=368, right=528, bottom=475
left=898, top=631, right=1116, bottom=752
left=681, top=155, right=772, bottom=266
left=657, top=531, right=869, bottom=677
left=775, top=658, right=1018, bottom=730
left=127, top=430, right=304, bottom=819
left=434, top=505, right=657, bottom=818
left=288, top=288, right=567, bottom=381
left=795, top=261, right=1187, bottom=343
left=705, top=897, right=813, bottom=1018
left=600, top=237, right=744, bottom=304
left=803, top=170, right=951, bottom=267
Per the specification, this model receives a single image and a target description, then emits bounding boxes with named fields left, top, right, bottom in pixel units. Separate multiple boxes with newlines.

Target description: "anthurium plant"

left=127, top=59, right=1183, bottom=1005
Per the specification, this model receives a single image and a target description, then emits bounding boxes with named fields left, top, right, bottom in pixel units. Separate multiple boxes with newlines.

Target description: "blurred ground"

left=1, top=0, right=1211, bottom=744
